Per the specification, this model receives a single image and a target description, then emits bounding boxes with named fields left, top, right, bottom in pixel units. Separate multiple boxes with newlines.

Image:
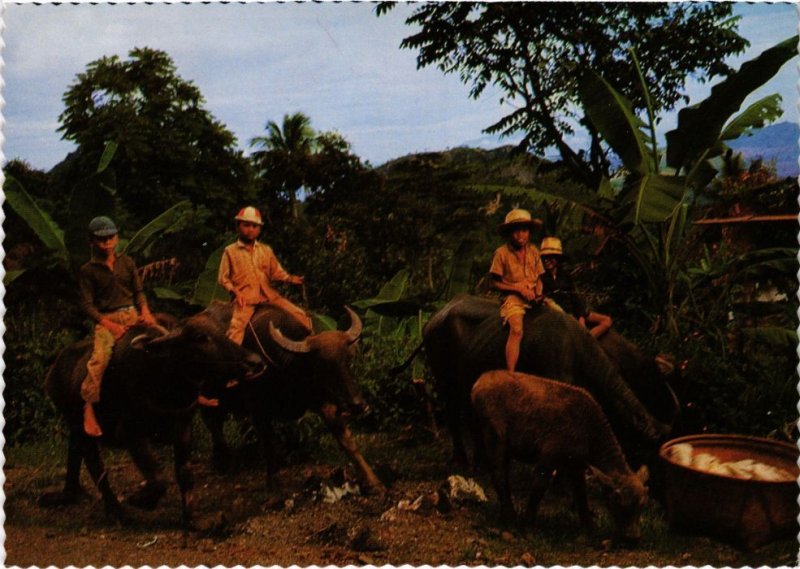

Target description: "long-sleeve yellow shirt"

left=217, top=240, right=291, bottom=304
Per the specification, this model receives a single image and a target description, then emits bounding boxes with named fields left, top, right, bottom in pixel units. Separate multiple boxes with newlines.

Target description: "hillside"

left=727, top=121, right=799, bottom=177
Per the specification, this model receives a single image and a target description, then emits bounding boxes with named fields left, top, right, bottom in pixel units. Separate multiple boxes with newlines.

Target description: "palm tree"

left=250, top=112, right=317, bottom=219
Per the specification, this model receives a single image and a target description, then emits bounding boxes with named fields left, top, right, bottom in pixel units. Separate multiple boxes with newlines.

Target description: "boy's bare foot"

left=197, top=395, right=219, bottom=407
left=83, top=403, right=103, bottom=437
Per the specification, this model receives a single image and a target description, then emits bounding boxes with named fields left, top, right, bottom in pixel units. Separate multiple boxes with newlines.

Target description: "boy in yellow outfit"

left=489, top=208, right=545, bottom=372
left=218, top=206, right=313, bottom=345
left=80, top=216, right=157, bottom=436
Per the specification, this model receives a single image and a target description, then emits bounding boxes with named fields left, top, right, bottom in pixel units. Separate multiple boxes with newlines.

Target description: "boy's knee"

left=508, top=322, right=523, bottom=337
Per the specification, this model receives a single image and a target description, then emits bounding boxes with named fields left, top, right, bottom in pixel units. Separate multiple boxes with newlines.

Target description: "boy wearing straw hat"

left=489, top=208, right=545, bottom=372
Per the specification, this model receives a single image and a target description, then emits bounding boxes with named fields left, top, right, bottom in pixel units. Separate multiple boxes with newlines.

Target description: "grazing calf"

left=471, top=370, right=649, bottom=544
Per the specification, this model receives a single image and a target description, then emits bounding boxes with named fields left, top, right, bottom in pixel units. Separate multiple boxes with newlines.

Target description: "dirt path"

left=4, top=434, right=796, bottom=567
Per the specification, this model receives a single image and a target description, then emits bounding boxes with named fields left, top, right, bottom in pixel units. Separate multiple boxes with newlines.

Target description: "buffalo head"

left=133, top=315, right=265, bottom=386
left=268, top=306, right=366, bottom=416
left=592, top=465, right=649, bottom=546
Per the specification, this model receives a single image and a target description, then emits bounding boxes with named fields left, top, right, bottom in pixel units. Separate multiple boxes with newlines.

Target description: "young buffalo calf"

left=471, top=370, right=648, bottom=544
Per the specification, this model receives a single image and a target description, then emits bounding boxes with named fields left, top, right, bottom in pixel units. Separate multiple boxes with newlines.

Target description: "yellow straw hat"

left=540, top=237, right=563, bottom=256
left=498, top=208, right=543, bottom=234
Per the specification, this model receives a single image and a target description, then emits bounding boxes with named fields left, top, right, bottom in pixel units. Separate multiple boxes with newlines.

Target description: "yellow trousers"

left=227, top=297, right=313, bottom=345
left=81, top=308, right=140, bottom=404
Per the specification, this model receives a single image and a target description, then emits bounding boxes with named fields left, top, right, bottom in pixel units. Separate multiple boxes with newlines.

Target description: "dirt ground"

left=4, top=432, right=797, bottom=567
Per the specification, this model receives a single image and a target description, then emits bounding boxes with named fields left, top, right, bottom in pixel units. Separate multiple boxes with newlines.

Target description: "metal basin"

left=659, top=433, right=799, bottom=550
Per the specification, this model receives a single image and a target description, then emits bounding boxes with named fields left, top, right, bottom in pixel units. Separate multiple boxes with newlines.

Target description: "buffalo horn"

left=130, top=334, right=152, bottom=349
left=343, top=306, right=362, bottom=345
left=144, top=329, right=181, bottom=346
left=268, top=322, right=311, bottom=353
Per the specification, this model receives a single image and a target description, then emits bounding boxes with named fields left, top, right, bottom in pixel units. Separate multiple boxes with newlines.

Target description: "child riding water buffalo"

left=79, top=216, right=158, bottom=436
left=489, top=208, right=545, bottom=372
left=217, top=206, right=312, bottom=345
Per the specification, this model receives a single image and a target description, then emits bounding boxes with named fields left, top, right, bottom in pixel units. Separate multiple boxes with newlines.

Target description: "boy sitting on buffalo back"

left=540, top=236, right=612, bottom=339
left=489, top=208, right=545, bottom=372
left=217, top=206, right=312, bottom=345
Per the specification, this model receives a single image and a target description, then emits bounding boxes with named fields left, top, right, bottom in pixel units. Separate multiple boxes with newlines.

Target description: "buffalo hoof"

left=38, top=487, right=88, bottom=508
left=127, top=482, right=167, bottom=511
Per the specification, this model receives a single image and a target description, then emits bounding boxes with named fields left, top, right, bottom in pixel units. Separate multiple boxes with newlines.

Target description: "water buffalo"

left=402, top=295, right=675, bottom=467
left=40, top=312, right=265, bottom=526
left=199, top=301, right=384, bottom=492
left=471, top=370, right=649, bottom=544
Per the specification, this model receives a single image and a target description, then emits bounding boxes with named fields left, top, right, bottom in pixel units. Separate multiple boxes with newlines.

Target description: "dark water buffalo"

left=472, top=370, right=649, bottom=544
left=408, top=295, right=675, bottom=466
left=199, top=301, right=384, bottom=492
left=41, top=312, right=265, bottom=525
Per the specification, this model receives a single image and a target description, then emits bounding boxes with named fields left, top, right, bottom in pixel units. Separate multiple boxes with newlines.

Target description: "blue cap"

left=88, top=216, right=118, bottom=237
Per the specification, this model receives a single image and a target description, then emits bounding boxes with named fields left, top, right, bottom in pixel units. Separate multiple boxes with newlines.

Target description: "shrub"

left=352, top=332, right=438, bottom=434
left=4, top=301, right=82, bottom=445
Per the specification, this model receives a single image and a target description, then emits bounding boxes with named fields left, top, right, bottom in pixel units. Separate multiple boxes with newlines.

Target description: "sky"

left=2, top=2, right=798, bottom=171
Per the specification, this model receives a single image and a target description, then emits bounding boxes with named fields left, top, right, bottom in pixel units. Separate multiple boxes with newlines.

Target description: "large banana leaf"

left=352, top=269, right=410, bottom=310
left=579, top=70, right=655, bottom=175
left=124, top=200, right=192, bottom=257
left=4, top=175, right=69, bottom=267
left=191, top=244, right=229, bottom=306
left=443, top=239, right=477, bottom=300
left=666, top=35, right=798, bottom=171
left=619, top=174, right=687, bottom=224
left=719, top=94, right=784, bottom=142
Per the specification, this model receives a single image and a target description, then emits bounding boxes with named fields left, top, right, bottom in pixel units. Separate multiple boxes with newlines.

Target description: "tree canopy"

left=379, top=2, right=749, bottom=187
left=57, top=47, right=252, bottom=230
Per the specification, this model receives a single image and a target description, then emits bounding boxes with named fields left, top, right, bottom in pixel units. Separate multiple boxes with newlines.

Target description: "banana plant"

left=577, top=35, right=797, bottom=334
left=4, top=141, right=193, bottom=298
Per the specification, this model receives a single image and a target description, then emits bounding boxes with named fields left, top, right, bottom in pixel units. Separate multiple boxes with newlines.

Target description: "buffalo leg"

left=249, top=409, right=278, bottom=489
left=81, top=434, right=125, bottom=518
left=200, top=406, right=231, bottom=472
left=320, top=403, right=384, bottom=493
left=524, top=463, right=553, bottom=527
left=39, top=429, right=89, bottom=507
left=484, top=425, right=513, bottom=522
left=568, top=467, right=594, bottom=531
left=126, top=438, right=167, bottom=510
left=443, top=380, right=470, bottom=468
left=173, top=424, right=195, bottom=528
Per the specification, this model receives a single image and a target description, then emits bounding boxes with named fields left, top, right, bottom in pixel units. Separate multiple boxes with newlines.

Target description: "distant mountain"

left=726, top=121, right=798, bottom=178
left=457, top=121, right=798, bottom=178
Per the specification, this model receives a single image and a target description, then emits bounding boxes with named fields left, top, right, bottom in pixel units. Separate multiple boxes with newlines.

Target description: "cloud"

left=4, top=2, right=797, bottom=171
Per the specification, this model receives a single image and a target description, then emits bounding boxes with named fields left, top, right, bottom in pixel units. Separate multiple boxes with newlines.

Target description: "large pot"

left=659, top=433, right=798, bottom=550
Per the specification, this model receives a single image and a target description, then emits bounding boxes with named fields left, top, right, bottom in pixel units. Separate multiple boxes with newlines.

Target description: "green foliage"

left=123, top=200, right=193, bottom=257
left=352, top=333, right=436, bottom=433
left=383, top=2, right=749, bottom=185
left=4, top=301, right=80, bottom=446
left=57, top=46, right=253, bottom=230
left=191, top=244, right=229, bottom=307
left=251, top=112, right=318, bottom=219
left=4, top=175, right=69, bottom=273
left=576, top=38, right=797, bottom=336
left=679, top=331, right=796, bottom=435
left=666, top=35, right=798, bottom=172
